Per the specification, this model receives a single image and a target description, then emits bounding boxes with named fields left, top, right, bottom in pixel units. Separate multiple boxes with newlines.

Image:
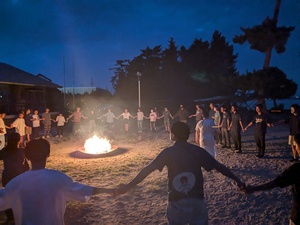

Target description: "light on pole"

left=137, top=72, right=142, bottom=108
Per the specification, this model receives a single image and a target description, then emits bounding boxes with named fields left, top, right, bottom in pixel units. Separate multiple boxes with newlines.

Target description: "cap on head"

left=170, top=121, right=190, bottom=141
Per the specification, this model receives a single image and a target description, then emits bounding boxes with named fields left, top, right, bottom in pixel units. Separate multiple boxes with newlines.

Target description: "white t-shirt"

left=12, top=118, right=26, bottom=136
left=56, top=115, right=66, bottom=126
left=0, top=169, right=93, bottom=225
left=137, top=111, right=144, bottom=121
left=0, top=118, right=7, bottom=135
left=32, top=114, right=40, bottom=128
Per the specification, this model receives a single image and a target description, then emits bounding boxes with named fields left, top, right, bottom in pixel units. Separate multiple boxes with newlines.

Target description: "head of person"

left=45, top=108, right=50, bottom=112
left=196, top=104, right=200, bottom=109
left=291, top=104, right=299, bottom=115
left=33, top=109, right=38, bottom=114
left=164, top=107, right=168, bottom=111
left=256, top=104, right=263, bottom=113
left=76, top=107, right=80, bottom=112
left=124, top=108, right=128, bottom=112
left=220, top=106, right=226, bottom=113
left=231, top=105, right=237, bottom=112
left=137, top=108, right=141, bottom=112
left=6, top=133, right=20, bottom=150
left=59, top=113, right=63, bottom=116
left=24, top=139, right=50, bottom=163
left=209, top=103, right=214, bottom=109
left=170, top=121, right=190, bottom=141
left=18, top=112, right=24, bottom=118
left=26, top=108, right=31, bottom=114
left=150, top=109, right=154, bottom=113
left=213, top=105, right=219, bottom=112
left=1, top=112, right=6, bottom=118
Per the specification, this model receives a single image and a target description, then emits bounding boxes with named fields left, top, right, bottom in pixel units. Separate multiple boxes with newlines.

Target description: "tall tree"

left=233, top=0, right=294, bottom=69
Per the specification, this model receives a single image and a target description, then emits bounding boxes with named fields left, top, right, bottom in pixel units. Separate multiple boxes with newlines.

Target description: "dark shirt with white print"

left=150, top=141, right=215, bottom=202
left=251, top=113, right=269, bottom=134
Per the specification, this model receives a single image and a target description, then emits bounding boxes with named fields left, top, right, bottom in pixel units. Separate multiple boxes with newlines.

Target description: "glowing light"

left=84, top=135, right=112, bottom=154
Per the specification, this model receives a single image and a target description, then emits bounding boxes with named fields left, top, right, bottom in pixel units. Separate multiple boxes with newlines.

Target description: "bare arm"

left=213, top=161, right=245, bottom=189
left=92, top=187, right=114, bottom=195
left=246, top=180, right=277, bottom=194
left=115, top=163, right=157, bottom=195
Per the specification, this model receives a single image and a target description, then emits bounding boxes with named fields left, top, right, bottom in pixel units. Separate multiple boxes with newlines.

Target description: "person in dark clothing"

left=244, top=104, right=271, bottom=158
left=245, top=134, right=300, bottom=225
left=24, top=109, right=32, bottom=143
left=229, top=105, right=244, bottom=153
left=0, top=133, right=29, bottom=223
left=286, top=104, right=300, bottom=162
left=173, top=105, right=190, bottom=124
left=219, top=106, right=231, bottom=149
left=115, top=121, right=246, bottom=225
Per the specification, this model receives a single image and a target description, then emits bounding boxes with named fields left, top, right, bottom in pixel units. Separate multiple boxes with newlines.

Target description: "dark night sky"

left=0, top=0, right=299, bottom=94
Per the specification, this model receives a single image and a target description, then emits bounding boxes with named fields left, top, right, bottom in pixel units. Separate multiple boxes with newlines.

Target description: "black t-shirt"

left=221, top=112, right=230, bottom=129
left=150, top=141, right=215, bottom=202
left=251, top=113, right=269, bottom=134
left=275, top=162, right=300, bottom=223
left=24, top=114, right=32, bottom=127
left=289, top=114, right=300, bottom=135
left=231, top=112, right=242, bottom=132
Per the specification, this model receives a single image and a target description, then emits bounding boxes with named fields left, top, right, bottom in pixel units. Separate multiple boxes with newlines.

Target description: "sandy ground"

left=0, top=122, right=295, bottom=225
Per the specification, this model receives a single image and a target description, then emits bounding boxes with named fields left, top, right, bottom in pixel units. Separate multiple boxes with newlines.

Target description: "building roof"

left=0, top=62, right=61, bottom=88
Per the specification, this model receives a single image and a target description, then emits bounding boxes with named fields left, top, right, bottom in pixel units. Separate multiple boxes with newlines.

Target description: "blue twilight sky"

left=0, top=0, right=299, bottom=95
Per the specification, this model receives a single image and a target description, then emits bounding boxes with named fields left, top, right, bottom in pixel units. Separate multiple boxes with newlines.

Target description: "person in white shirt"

left=12, top=113, right=28, bottom=148
left=0, top=138, right=113, bottom=225
left=135, top=108, right=145, bottom=133
left=0, top=112, right=9, bottom=150
left=31, top=109, right=41, bottom=139
left=53, top=113, right=66, bottom=137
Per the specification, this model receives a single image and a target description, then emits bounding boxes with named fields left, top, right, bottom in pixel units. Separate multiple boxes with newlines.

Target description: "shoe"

left=46, top=135, right=50, bottom=138
left=289, top=158, right=298, bottom=162
left=60, top=135, right=63, bottom=137
left=55, top=135, right=59, bottom=137
left=42, top=136, right=45, bottom=139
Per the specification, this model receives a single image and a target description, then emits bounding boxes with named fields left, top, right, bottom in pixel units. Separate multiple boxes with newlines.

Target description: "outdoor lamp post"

left=137, top=72, right=142, bottom=108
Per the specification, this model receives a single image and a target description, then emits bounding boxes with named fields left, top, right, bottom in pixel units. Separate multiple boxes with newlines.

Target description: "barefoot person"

left=245, top=133, right=300, bottom=225
left=0, top=138, right=113, bottom=225
left=115, top=121, right=246, bottom=225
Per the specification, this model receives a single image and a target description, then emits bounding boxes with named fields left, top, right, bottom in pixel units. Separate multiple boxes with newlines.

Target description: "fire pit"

left=70, top=135, right=123, bottom=159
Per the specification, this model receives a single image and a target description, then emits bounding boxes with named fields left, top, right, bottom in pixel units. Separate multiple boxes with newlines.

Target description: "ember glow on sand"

left=83, top=135, right=112, bottom=154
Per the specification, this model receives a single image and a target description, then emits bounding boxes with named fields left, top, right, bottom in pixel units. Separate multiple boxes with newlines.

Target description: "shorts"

left=164, top=119, right=170, bottom=127
left=167, top=198, right=208, bottom=225
left=289, top=135, right=296, bottom=146
left=25, top=127, right=32, bottom=135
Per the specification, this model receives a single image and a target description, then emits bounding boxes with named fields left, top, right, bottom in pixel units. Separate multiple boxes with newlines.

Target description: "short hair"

left=171, top=121, right=190, bottom=141
left=256, top=104, right=263, bottom=110
left=24, top=139, right=50, bottom=162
